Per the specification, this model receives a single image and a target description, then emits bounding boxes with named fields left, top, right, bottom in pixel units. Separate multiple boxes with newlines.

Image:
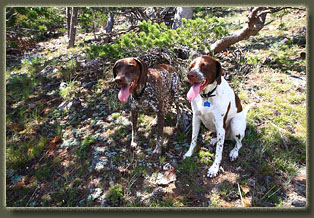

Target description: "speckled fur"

left=114, top=59, right=180, bottom=155
left=130, top=65, right=179, bottom=113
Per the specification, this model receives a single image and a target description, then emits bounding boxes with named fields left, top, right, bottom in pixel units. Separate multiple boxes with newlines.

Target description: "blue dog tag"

left=204, top=102, right=211, bottom=107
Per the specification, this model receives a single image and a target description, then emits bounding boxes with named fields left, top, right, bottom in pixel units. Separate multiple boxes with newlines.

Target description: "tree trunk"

left=92, top=10, right=97, bottom=40
left=68, top=7, right=79, bottom=48
left=172, top=7, right=193, bottom=29
left=66, top=7, right=71, bottom=38
left=105, top=11, right=114, bottom=34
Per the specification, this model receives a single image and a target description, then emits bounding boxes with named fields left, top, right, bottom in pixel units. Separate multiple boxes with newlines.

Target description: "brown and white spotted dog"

left=184, top=55, right=254, bottom=177
left=113, top=57, right=180, bottom=155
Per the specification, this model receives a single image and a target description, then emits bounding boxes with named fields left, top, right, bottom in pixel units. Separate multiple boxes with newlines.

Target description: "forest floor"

left=5, top=9, right=306, bottom=208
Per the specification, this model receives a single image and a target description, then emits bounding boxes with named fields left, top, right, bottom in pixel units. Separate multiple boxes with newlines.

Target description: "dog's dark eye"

left=128, top=65, right=135, bottom=70
left=114, top=63, right=121, bottom=70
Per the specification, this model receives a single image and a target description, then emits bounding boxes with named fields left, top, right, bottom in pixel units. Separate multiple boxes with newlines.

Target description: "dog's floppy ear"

left=113, top=60, right=119, bottom=78
left=134, top=57, right=148, bottom=85
left=215, top=60, right=223, bottom=85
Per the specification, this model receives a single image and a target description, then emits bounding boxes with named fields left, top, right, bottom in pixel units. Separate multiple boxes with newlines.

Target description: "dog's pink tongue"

left=118, top=86, right=130, bottom=102
left=187, top=83, right=201, bottom=102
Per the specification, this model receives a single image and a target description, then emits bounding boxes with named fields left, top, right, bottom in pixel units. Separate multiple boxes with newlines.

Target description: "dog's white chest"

left=201, top=113, right=216, bottom=131
left=192, top=96, right=217, bottom=131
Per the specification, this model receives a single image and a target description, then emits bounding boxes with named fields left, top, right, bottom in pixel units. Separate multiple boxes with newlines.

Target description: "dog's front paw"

left=207, top=165, right=219, bottom=178
left=130, top=141, right=138, bottom=149
left=229, top=148, right=239, bottom=161
left=183, top=151, right=192, bottom=160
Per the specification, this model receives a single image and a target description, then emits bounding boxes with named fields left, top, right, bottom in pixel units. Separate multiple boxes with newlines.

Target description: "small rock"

left=263, top=57, right=272, bottom=64
left=117, top=116, right=131, bottom=126
left=292, top=199, right=306, bottom=207
left=300, top=52, right=306, bottom=60
left=155, top=171, right=176, bottom=185
left=96, top=120, right=104, bottom=126
left=38, top=65, right=53, bottom=77
left=248, top=177, right=256, bottom=187
left=171, top=159, right=178, bottom=167
left=296, top=184, right=306, bottom=196
left=58, top=100, right=73, bottom=110
left=53, top=68, right=59, bottom=74
left=145, top=148, right=152, bottom=153
left=95, top=160, right=107, bottom=172
left=152, top=187, right=163, bottom=200
left=292, top=167, right=306, bottom=185
left=93, top=147, right=106, bottom=155
left=175, top=144, right=182, bottom=151
left=90, top=120, right=96, bottom=127
left=265, top=176, right=273, bottom=184
left=29, top=104, right=36, bottom=109
left=88, top=188, right=103, bottom=201
left=100, top=198, right=110, bottom=207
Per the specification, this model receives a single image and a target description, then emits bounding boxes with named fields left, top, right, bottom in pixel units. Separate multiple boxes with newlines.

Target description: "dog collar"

left=200, top=84, right=218, bottom=98
left=133, top=81, right=147, bottom=100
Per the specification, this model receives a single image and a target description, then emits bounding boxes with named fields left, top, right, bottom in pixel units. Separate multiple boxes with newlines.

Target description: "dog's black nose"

left=187, top=70, right=197, bottom=82
left=114, top=76, right=125, bottom=85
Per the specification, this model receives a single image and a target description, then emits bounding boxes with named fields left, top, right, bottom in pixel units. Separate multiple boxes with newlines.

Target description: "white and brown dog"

left=184, top=55, right=253, bottom=177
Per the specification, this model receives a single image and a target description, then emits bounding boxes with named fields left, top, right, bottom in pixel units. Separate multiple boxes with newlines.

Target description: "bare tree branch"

left=209, top=7, right=303, bottom=54
left=210, top=7, right=264, bottom=54
left=6, top=7, right=17, bottom=22
left=257, top=6, right=305, bottom=17
left=6, top=7, right=14, bottom=15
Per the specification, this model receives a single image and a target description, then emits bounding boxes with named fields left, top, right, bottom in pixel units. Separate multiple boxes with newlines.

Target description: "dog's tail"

left=242, top=103, right=255, bottom=118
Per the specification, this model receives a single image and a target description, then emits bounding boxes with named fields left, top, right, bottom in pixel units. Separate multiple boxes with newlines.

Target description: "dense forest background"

left=6, top=7, right=306, bottom=207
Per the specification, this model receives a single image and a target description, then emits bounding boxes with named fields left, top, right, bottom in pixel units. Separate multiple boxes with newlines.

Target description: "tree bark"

left=105, top=11, right=114, bottom=34
left=6, top=7, right=14, bottom=16
left=172, top=7, right=193, bottom=29
left=133, top=7, right=149, bottom=21
left=209, top=7, right=297, bottom=54
left=68, top=7, right=79, bottom=48
left=92, top=21, right=97, bottom=40
left=66, top=7, right=71, bottom=38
